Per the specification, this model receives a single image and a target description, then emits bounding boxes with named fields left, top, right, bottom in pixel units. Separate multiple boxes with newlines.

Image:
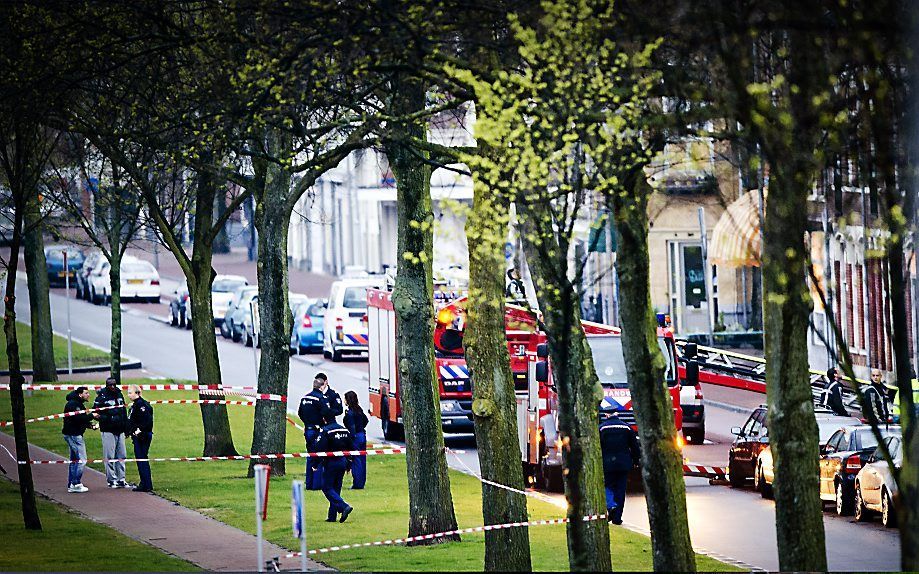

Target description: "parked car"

left=211, top=275, right=248, bottom=326
left=44, top=245, right=85, bottom=287
left=75, top=250, right=103, bottom=300
left=220, top=285, right=257, bottom=339
left=750, top=410, right=862, bottom=501
left=728, top=404, right=859, bottom=491
left=245, top=292, right=310, bottom=348
left=226, top=286, right=260, bottom=343
left=855, top=433, right=903, bottom=527
left=169, top=282, right=193, bottom=329
left=817, top=425, right=898, bottom=515
left=88, top=256, right=161, bottom=304
left=322, top=277, right=384, bottom=361
left=290, top=298, right=327, bottom=354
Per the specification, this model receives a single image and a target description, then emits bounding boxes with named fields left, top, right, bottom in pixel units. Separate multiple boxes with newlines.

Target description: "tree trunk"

left=249, top=131, right=292, bottom=477
left=517, top=200, right=611, bottom=572
left=213, top=187, right=230, bottom=254
left=4, top=207, right=42, bottom=529
left=465, top=176, right=531, bottom=571
left=762, top=160, right=827, bottom=571
left=750, top=267, right=763, bottom=331
left=611, top=174, right=695, bottom=572
left=22, top=196, right=56, bottom=382
left=386, top=75, right=459, bottom=543
left=108, top=252, right=122, bottom=382
left=187, top=170, right=237, bottom=457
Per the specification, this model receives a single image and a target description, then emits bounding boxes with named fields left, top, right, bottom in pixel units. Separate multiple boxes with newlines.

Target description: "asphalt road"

left=20, top=283, right=902, bottom=571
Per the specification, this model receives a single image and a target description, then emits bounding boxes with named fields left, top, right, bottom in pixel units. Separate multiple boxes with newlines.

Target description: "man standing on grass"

left=94, top=377, right=129, bottom=488
left=127, top=385, right=154, bottom=492
left=62, top=386, right=96, bottom=493
left=299, top=376, right=327, bottom=490
left=311, top=414, right=353, bottom=523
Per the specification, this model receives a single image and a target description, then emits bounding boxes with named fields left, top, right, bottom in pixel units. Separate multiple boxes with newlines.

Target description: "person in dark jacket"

left=299, top=377, right=327, bottom=490
left=599, top=403, right=640, bottom=525
left=62, top=387, right=95, bottom=492
left=823, top=368, right=849, bottom=416
left=863, top=369, right=890, bottom=423
left=94, top=377, right=129, bottom=488
left=310, top=415, right=354, bottom=523
left=343, top=391, right=369, bottom=489
left=127, top=385, right=154, bottom=492
left=317, top=373, right=343, bottom=421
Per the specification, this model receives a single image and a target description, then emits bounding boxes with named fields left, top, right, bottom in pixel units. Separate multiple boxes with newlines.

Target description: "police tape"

left=0, top=383, right=287, bottom=403
left=682, top=463, right=727, bottom=479
left=0, top=399, right=277, bottom=428
left=284, top=512, right=609, bottom=557
left=3, top=447, right=407, bottom=465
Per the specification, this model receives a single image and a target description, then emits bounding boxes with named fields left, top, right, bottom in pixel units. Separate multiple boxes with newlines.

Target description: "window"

left=825, top=431, right=844, bottom=453
left=342, top=287, right=368, bottom=309
left=307, top=302, right=326, bottom=317
left=214, top=278, right=246, bottom=293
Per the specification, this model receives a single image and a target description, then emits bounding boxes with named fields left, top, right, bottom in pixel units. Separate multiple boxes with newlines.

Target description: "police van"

left=322, top=274, right=385, bottom=361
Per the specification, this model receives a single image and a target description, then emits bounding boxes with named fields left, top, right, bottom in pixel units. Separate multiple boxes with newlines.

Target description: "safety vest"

left=891, top=379, right=919, bottom=419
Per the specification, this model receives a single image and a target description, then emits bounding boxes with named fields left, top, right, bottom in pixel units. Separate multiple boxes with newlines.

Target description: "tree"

left=48, top=136, right=148, bottom=381
left=21, top=192, right=56, bottom=382
left=457, top=1, right=697, bottom=569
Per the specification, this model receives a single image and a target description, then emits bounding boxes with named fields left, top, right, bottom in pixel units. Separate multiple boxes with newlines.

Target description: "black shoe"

left=132, top=487, right=152, bottom=492
left=611, top=518, right=623, bottom=525
left=340, top=506, right=353, bottom=523
left=325, top=518, right=337, bottom=523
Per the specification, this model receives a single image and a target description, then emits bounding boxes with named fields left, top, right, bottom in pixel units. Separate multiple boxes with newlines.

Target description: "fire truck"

left=366, top=288, right=473, bottom=440
left=427, top=295, right=684, bottom=492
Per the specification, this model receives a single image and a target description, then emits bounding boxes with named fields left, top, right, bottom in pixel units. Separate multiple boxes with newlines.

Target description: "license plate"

left=57, top=271, right=73, bottom=277
left=127, top=279, right=143, bottom=285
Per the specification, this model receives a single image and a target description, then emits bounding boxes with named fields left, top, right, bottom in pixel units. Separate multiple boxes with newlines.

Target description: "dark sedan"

left=44, top=245, right=84, bottom=287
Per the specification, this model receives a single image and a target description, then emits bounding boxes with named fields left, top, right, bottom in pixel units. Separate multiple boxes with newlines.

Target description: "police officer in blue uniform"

left=310, top=414, right=354, bottom=523
left=317, top=372, right=343, bottom=420
left=298, top=376, right=327, bottom=490
left=344, top=390, right=369, bottom=489
left=599, top=400, right=640, bottom=525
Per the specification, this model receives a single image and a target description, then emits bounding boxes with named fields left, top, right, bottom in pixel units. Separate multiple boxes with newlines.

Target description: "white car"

left=88, top=256, right=161, bottom=304
left=322, top=277, right=384, bottom=361
left=245, top=292, right=310, bottom=348
left=211, top=275, right=248, bottom=325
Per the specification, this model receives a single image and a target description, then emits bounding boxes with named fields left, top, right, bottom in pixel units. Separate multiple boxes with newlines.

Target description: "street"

left=22, top=282, right=901, bottom=572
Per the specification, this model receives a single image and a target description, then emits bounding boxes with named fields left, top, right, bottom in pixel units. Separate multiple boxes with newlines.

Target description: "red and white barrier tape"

left=0, top=399, right=265, bottom=428
left=285, top=512, right=608, bottom=557
left=0, top=383, right=286, bottom=402
left=5, top=447, right=407, bottom=465
left=682, top=463, right=727, bottom=478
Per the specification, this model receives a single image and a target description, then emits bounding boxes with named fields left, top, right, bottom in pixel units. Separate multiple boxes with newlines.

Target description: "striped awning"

left=709, top=190, right=764, bottom=268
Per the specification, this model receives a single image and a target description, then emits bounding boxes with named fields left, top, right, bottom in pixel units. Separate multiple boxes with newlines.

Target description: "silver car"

left=855, top=433, right=903, bottom=527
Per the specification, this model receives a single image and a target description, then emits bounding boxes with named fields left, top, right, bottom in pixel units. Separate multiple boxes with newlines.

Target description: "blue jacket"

left=599, top=415, right=640, bottom=473
left=310, top=422, right=353, bottom=463
left=298, top=389, right=326, bottom=430
left=322, top=388, right=344, bottom=420
left=344, top=408, right=368, bottom=435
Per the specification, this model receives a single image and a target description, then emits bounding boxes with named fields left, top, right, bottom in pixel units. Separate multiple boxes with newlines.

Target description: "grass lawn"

left=0, top=321, right=111, bottom=371
left=0, top=383, right=741, bottom=572
left=0, top=478, right=196, bottom=571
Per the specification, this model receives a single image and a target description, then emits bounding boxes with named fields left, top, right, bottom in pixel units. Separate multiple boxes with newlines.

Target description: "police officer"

left=316, top=373, right=343, bottom=421
left=298, top=376, right=327, bottom=490
left=344, top=390, right=369, bottom=489
left=823, top=368, right=849, bottom=416
left=310, top=414, right=354, bottom=523
left=863, top=369, right=890, bottom=423
left=126, top=385, right=154, bottom=492
left=599, top=400, right=640, bottom=525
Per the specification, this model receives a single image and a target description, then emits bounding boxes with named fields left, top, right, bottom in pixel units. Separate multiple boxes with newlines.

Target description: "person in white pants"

left=94, top=377, right=129, bottom=488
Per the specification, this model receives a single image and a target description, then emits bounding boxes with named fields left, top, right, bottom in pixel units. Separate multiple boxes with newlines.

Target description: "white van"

left=323, top=277, right=384, bottom=361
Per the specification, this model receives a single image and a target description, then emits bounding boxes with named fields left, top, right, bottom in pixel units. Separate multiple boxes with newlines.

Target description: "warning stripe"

left=682, top=463, right=727, bottom=478
left=7, top=448, right=406, bottom=465
left=0, top=384, right=286, bottom=403
left=0, top=399, right=264, bottom=428
left=285, top=513, right=608, bottom=557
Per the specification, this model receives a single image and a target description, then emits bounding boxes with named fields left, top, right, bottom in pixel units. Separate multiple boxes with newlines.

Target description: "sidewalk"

left=0, top=432, right=329, bottom=572
left=131, top=245, right=336, bottom=299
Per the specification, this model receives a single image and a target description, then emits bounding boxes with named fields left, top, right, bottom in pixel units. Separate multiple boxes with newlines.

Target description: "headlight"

left=441, top=401, right=457, bottom=413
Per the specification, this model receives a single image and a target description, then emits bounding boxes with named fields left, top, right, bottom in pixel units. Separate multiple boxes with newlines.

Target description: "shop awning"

left=709, top=190, right=763, bottom=268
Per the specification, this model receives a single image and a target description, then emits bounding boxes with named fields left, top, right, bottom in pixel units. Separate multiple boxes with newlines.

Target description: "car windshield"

left=858, top=428, right=900, bottom=451
left=342, top=287, right=368, bottom=309
left=47, top=248, right=80, bottom=261
left=306, top=302, right=326, bottom=317
left=213, top=278, right=246, bottom=293
left=588, top=336, right=676, bottom=388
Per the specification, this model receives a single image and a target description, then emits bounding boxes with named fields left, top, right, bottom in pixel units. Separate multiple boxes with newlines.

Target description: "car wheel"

left=836, top=481, right=853, bottom=516
left=854, top=484, right=870, bottom=522
left=179, top=311, right=186, bottom=328
left=331, top=348, right=342, bottom=362
left=323, top=349, right=332, bottom=359
left=881, top=489, right=897, bottom=528
left=244, top=330, right=253, bottom=347
left=91, top=288, right=100, bottom=305
left=232, top=328, right=242, bottom=343
left=170, top=310, right=178, bottom=326
left=755, top=464, right=773, bottom=499
left=728, top=459, right=745, bottom=488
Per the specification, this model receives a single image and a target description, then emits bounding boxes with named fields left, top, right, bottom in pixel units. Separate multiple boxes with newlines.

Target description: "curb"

left=1, top=360, right=143, bottom=377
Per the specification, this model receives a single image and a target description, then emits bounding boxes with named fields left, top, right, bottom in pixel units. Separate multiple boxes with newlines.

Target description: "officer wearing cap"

left=298, top=375, right=327, bottom=490
left=599, top=399, right=640, bottom=525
